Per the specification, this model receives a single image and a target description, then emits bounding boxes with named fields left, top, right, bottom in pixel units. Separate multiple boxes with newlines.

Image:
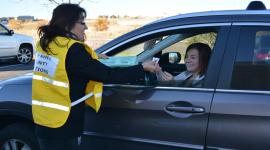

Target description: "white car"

left=0, top=23, right=34, bottom=64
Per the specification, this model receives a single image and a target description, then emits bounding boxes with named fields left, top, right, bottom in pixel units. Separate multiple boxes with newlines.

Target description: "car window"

left=114, top=42, right=145, bottom=56
left=162, top=32, right=216, bottom=64
left=254, top=31, right=270, bottom=62
left=110, top=28, right=218, bottom=88
left=114, top=37, right=163, bottom=57
left=231, top=28, right=270, bottom=91
left=0, top=24, right=9, bottom=35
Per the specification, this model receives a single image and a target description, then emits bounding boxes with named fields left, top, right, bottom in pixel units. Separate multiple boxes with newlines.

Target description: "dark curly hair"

left=38, top=3, right=86, bottom=53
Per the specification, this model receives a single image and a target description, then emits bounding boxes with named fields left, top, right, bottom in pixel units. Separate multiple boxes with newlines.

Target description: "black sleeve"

left=66, top=43, right=145, bottom=83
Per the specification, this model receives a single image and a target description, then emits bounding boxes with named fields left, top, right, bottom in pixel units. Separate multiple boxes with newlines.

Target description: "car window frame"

left=217, top=23, right=270, bottom=91
left=232, top=26, right=270, bottom=91
left=100, top=23, right=232, bottom=89
left=100, top=23, right=229, bottom=54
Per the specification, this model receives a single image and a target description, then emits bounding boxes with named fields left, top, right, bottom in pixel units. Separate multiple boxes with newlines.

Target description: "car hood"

left=0, top=73, right=32, bottom=87
left=13, top=33, right=34, bottom=43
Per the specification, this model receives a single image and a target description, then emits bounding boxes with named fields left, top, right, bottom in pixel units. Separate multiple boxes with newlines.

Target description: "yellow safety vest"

left=32, top=36, right=103, bottom=128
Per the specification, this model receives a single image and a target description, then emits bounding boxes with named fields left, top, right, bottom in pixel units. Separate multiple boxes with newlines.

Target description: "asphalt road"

left=0, top=60, right=34, bottom=80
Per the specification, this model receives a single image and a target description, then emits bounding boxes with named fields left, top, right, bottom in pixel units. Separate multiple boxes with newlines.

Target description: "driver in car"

left=156, top=42, right=211, bottom=87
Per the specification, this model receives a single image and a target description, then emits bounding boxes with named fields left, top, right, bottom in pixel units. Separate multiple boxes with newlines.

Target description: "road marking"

left=0, top=64, right=26, bottom=69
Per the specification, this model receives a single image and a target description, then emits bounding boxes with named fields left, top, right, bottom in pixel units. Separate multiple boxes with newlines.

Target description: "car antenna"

left=246, top=1, right=267, bottom=10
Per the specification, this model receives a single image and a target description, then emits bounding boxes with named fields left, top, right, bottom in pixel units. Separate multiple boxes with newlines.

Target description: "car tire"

left=17, top=45, right=33, bottom=64
left=0, top=123, right=40, bottom=150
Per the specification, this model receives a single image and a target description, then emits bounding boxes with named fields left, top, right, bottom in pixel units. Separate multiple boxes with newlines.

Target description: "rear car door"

left=83, top=24, right=231, bottom=150
left=207, top=25, right=270, bottom=149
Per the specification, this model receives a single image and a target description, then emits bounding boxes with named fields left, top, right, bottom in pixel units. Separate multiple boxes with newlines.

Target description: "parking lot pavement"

left=0, top=60, right=34, bottom=80
left=0, top=59, right=18, bottom=67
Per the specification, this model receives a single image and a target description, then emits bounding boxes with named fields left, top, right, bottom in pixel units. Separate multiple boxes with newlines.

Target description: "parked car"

left=1, top=6, right=270, bottom=150
left=0, top=23, right=34, bottom=64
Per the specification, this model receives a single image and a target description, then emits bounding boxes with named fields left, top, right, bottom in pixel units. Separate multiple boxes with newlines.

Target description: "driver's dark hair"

left=185, top=42, right=212, bottom=75
left=38, top=3, right=86, bottom=53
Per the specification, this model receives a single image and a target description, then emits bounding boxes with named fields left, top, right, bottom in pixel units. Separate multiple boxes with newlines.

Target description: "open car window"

left=102, top=28, right=218, bottom=88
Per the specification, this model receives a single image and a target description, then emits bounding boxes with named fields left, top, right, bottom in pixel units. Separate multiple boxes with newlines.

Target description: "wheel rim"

left=17, top=48, right=32, bottom=64
left=1, top=139, right=31, bottom=150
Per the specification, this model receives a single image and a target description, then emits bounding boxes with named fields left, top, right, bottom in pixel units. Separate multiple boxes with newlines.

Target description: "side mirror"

left=159, top=52, right=181, bottom=65
left=169, top=52, right=180, bottom=64
left=9, top=30, right=14, bottom=35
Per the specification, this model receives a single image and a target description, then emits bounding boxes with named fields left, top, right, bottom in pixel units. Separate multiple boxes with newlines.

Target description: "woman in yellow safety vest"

left=32, top=3, right=159, bottom=150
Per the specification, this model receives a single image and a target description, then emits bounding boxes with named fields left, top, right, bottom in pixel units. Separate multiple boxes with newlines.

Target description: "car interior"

left=107, top=30, right=217, bottom=87
left=255, top=34, right=270, bottom=63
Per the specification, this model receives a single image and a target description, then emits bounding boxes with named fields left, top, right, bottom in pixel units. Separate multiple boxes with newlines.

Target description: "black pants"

left=38, top=136, right=82, bottom=150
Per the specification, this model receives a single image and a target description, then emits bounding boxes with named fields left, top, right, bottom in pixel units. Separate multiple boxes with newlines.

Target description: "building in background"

left=0, top=17, right=15, bottom=26
left=17, top=16, right=34, bottom=22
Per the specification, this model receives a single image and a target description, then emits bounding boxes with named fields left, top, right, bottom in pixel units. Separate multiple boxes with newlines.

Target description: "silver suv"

left=0, top=23, right=34, bottom=64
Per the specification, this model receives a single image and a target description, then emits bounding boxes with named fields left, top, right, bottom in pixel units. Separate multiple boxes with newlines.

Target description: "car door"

left=207, top=25, right=270, bottom=149
left=0, top=24, right=17, bottom=57
left=82, top=24, right=231, bottom=150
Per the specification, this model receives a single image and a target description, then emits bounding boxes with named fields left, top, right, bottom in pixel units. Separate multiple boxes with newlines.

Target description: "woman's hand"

left=159, top=71, right=173, bottom=81
left=142, top=60, right=161, bottom=73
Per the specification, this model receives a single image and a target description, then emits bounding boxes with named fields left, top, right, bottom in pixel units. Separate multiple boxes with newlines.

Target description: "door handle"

left=166, top=106, right=205, bottom=113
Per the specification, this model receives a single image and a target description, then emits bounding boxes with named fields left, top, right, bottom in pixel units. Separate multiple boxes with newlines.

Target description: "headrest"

left=159, top=52, right=181, bottom=65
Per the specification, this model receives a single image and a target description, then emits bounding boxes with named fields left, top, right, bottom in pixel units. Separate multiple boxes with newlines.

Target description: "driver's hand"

left=159, top=71, right=173, bottom=81
left=142, top=60, right=161, bottom=73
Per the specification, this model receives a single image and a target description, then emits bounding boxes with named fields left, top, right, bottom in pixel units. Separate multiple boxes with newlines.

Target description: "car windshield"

left=0, top=24, right=8, bottom=34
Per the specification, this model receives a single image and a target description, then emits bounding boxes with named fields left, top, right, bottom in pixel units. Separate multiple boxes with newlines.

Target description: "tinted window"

left=231, top=28, right=270, bottom=90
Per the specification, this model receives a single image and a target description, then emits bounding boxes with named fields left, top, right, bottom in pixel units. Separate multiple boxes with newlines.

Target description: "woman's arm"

left=66, top=43, right=149, bottom=83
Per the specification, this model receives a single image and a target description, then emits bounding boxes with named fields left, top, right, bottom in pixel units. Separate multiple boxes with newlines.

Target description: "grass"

left=10, top=18, right=157, bottom=50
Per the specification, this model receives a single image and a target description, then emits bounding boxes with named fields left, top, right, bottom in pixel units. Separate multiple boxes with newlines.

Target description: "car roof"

left=97, top=9, right=270, bottom=53
left=149, top=9, right=270, bottom=25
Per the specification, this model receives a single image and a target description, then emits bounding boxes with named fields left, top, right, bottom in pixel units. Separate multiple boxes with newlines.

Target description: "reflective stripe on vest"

left=32, top=91, right=101, bottom=111
left=33, top=74, right=69, bottom=88
left=70, top=92, right=94, bottom=107
left=94, top=93, right=102, bottom=98
left=32, top=100, right=69, bottom=112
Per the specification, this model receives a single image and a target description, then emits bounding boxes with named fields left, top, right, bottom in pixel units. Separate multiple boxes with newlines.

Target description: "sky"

left=1, top=0, right=270, bottom=19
